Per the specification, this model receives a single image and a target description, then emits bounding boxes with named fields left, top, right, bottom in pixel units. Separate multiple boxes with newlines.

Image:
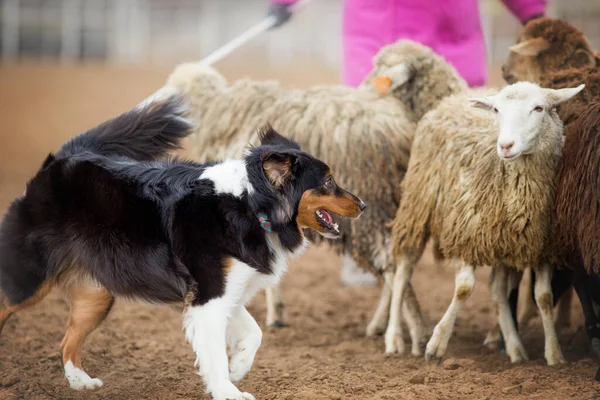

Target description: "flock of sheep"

left=163, top=17, right=600, bottom=376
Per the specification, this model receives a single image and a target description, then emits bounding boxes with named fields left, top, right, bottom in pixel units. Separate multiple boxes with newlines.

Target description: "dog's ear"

left=262, top=151, right=295, bottom=188
left=257, top=124, right=301, bottom=150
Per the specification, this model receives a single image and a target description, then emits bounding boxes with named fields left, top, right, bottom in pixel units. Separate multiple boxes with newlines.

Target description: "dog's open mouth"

left=316, top=209, right=340, bottom=236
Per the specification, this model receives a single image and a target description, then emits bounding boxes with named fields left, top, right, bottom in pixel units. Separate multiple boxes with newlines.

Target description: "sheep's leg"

left=425, top=262, right=475, bottom=362
left=484, top=268, right=522, bottom=351
left=403, top=282, right=427, bottom=356
left=555, top=287, right=573, bottom=329
left=533, top=264, right=565, bottom=365
left=483, top=269, right=503, bottom=350
left=265, top=286, right=286, bottom=328
left=492, top=266, right=528, bottom=363
left=518, top=268, right=538, bottom=329
left=551, top=268, right=575, bottom=329
left=573, top=274, right=600, bottom=361
left=366, top=272, right=393, bottom=337
left=384, top=254, right=419, bottom=354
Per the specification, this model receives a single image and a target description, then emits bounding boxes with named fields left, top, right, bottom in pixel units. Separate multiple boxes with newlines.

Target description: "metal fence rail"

left=1, top=0, right=599, bottom=67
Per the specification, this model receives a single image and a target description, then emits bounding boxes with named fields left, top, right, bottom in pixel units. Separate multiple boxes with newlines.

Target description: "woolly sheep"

left=388, top=82, right=585, bottom=365
left=554, top=102, right=600, bottom=364
left=166, top=40, right=468, bottom=354
left=483, top=17, right=599, bottom=349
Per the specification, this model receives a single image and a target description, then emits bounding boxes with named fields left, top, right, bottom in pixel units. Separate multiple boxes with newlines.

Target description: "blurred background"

left=1, top=0, right=600, bottom=209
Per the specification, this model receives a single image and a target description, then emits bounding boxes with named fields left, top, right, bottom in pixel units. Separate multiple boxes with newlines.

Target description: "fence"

left=1, top=0, right=599, bottom=68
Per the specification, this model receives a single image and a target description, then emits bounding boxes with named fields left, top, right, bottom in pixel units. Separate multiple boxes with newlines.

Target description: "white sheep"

left=388, top=82, right=584, bottom=364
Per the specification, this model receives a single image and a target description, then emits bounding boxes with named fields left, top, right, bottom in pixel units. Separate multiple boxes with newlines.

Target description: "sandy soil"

left=1, top=64, right=599, bottom=400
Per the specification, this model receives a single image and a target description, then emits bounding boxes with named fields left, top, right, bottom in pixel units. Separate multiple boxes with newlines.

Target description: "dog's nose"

left=359, top=201, right=367, bottom=211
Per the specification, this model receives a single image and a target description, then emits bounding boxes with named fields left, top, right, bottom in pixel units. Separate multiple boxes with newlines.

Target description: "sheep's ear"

left=257, top=123, right=301, bottom=150
left=374, top=64, right=411, bottom=94
left=546, top=84, right=585, bottom=106
left=509, top=37, right=550, bottom=56
left=568, top=48, right=596, bottom=69
left=469, top=96, right=496, bottom=110
left=262, top=151, right=295, bottom=188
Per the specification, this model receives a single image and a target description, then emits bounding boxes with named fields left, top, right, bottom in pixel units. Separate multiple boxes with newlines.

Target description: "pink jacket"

left=272, top=0, right=545, bottom=87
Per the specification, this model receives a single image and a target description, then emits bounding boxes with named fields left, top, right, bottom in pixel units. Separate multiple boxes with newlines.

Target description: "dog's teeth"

left=334, top=223, right=339, bottom=231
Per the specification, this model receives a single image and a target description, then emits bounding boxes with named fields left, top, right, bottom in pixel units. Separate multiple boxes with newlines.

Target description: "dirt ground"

left=1, top=64, right=599, bottom=400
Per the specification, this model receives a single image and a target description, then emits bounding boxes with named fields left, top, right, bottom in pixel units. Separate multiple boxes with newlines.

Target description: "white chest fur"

left=235, top=235, right=308, bottom=306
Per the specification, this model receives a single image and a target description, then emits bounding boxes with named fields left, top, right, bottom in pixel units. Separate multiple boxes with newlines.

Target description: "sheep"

left=166, top=39, right=468, bottom=354
left=483, top=17, right=599, bottom=350
left=388, top=81, right=585, bottom=365
left=554, top=102, right=600, bottom=364
left=502, top=17, right=597, bottom=85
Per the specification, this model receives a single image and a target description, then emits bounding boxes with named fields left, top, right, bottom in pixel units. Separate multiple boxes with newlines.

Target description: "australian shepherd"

left=0, top=93, right=365, bottom=400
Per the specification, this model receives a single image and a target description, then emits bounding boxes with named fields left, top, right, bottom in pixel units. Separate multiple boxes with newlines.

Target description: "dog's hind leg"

left=0, top=281, right=55, bottom=336
left=61, top=281, right=114, bottom=391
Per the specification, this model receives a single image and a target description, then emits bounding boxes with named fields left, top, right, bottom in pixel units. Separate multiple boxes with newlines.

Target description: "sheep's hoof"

left=506, top=341, right=529, bottom=363
left=267, top=320, right=287, bottom=329
left=483, top=328, right=504, bottom=352
left=384, top=333, right=405, bottom=355
left=366, top=321, right=386, bottom=337
left=424, top=329, right=449, bottom=362
left=544, top=337, right=565, bottom=366
left=424, top=352, right=443, bottom=364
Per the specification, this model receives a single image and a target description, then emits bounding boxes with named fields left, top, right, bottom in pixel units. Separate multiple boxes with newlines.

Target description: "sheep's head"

left=470, top=82, right=585, bottom=161
left=502, top=18, right=596, bottom=84
left=364, top=40, right=467, bottom=120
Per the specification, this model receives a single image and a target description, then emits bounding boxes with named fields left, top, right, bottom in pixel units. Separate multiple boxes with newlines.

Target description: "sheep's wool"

left=391, top=91, right=563, bottom=270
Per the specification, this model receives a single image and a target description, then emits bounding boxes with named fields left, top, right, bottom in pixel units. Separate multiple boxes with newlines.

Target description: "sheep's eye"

left=534, top=106, right=544, bottom=112
left=493, top=107, right=499, bottom=113
left=324, top=178, right=333, bottom=188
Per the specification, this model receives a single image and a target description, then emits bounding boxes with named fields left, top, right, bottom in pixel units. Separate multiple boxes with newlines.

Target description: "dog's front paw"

left=212, top=380, right=255, bottom=400
left=64, top=361, right=103, bottom=390
left=229, top=348, right=254, bottom=382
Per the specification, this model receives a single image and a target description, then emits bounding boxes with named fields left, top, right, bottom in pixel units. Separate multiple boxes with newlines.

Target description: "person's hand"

left=268, top=3, right=293, bottom=28
left=522, top=13, right=544, bottom=26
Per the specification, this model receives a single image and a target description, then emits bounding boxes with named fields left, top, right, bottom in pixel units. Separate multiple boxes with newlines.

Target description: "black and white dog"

left=0, top=94, right=365, bottom=400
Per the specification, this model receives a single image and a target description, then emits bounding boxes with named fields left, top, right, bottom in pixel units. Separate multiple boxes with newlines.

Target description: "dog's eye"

left=324, top=178, right=333, bottom=188
left=493, top=107, right=499, bottom=113
left=533, top=105, right=544, bottom=112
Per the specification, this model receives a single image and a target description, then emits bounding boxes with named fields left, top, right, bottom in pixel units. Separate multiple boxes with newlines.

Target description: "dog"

left=0, top=94, right=365, bottom=400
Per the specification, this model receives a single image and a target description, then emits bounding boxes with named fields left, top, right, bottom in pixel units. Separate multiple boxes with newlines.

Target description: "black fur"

left=57, top=95, right=191, bottom=161
left=0, top=100, right=358, bottom=309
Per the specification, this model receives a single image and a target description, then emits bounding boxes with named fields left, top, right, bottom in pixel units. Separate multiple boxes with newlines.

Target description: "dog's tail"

left=56, top=91, right=192, bottom=161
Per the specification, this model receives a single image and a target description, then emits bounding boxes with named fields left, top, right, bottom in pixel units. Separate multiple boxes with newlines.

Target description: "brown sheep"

left=502, top=17, right=596, bottom=85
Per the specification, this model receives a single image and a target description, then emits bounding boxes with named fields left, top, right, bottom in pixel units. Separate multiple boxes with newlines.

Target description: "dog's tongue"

left=319, top=209, right=333, bottom=225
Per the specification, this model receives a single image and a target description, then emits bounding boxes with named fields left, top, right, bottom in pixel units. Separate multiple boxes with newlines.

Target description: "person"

left=268, top=0, right=546, bottom=88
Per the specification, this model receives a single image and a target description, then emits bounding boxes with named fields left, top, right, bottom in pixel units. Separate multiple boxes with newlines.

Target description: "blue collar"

left=257, top=212, right=272, bottom=233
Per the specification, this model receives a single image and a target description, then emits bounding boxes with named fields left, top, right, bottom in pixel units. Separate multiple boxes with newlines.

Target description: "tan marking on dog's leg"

left=425, top=262, right=475, bottom=362
left=402, top=283, right=426, bottom=356
left=366, top=271, right=393, bottom=337
left=534, top=264, right=565, bottom=365
left=265, top=286, right=286, bottom=328
left=384, top=254, right=419, bottom=354
left=0, top=281, right=55, bottom=335
left=555, top=287, right=573, bottom=329
left=493, top=266, right=528, bottom=363
left=61, top=282, right=113, bottom=390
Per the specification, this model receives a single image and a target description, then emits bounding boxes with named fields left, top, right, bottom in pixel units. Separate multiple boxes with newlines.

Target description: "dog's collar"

left=257, top=212, right=272, bottom=233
